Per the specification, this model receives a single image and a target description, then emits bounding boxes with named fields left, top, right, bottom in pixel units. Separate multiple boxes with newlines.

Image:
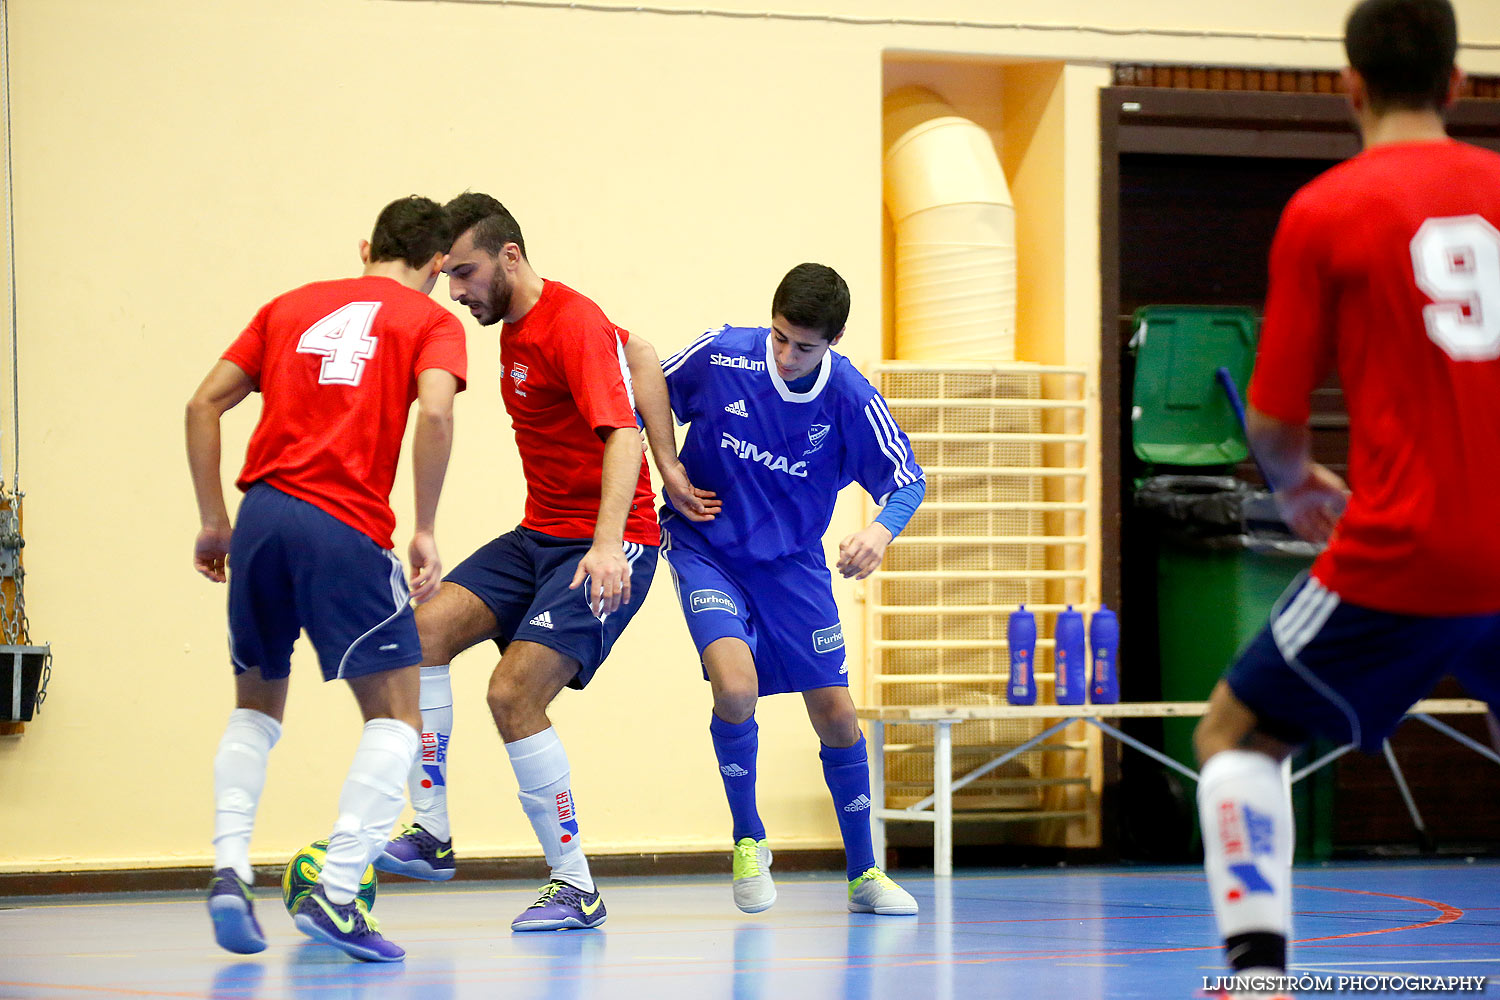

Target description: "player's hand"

left=194, top=523, right=232, bottom=583
left=1275, top=463, right=1348, bottom=544
left=571, top=542, right=632, bottom=616
left=837, top=523, right=894, bottom=580
left=661, top=461, right=721, bottom=522
left=407, top=530, right=442, bottom=604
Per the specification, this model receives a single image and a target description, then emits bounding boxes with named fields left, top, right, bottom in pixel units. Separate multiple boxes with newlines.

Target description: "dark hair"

left=367, top=195, right=454, bottom=268
left=1345, top=0, right=1458, bottom=113
left=771, top=263, right=850, bottom=340
left=444, top=191, right=526, bottom=258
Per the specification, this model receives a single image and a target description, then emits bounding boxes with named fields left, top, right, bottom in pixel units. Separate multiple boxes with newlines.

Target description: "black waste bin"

left=1135, top=475, right=1330, bottom=857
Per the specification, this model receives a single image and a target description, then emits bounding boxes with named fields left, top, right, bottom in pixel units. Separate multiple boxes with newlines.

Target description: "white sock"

left=1280, top=758, right=1295, bottom=940
left=322, top=718, right=420, bottom=904
left=409, top=665, right=454, bottom=841
left=1198, top=750, right=1294, bottom=961
left=212, top=708, right=282, bottom=883
left=506, top=727, right=594, bottom=892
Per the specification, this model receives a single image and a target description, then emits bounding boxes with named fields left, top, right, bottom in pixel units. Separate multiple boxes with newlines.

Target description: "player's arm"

left=838, top=479, right=926, bottom=580
left=569, top=425, right=642, bottom=615
left=1247, top=407, right=1346, bottom=543
left=408, top=368, right=459, bottom=604
left=1248, top=193, right=1347, bottom=544
left=622, top=333, right=719, bottom=521
left=185, top=360, right=256, bottom=582
left=839, top=388, right=927, bottom=580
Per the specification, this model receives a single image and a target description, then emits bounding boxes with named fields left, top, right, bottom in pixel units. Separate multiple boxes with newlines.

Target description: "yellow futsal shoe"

left=731, top=838, right=776, bottom=913
left=847, top=867, right=918, bottom=915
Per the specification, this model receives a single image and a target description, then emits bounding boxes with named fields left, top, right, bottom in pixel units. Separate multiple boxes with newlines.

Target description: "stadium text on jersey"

left=710, top=353, right=766, bottom=372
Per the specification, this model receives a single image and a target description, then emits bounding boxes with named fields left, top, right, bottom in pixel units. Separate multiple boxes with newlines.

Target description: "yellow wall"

left=2, top=0, right=1498, bottom=872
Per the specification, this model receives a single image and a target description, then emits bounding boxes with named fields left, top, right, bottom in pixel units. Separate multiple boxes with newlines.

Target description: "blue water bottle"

left=1089, top=604, right=1120, bottom=704
left=1054, top=605, right=1086, bottom=705
left=1007, top=605, right=1037, bottom=705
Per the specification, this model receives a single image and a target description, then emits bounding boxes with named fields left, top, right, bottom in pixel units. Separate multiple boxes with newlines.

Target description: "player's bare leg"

left=804, top=685, right=916, bottom=915
left=702, top=638, right=775, bottom=912
left=484, top=640, right=576, bottom=741
left=417, top=582, right=501, bottom=668
left=1194, top=681, right=1299, bottom=994
left=379, top=582, right=499, bottom=881
left=706, top=637, right=758, bottom=724
left=802, top=685, right=860, bottom=747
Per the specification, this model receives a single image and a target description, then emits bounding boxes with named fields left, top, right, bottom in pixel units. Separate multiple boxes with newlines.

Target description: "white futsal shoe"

left=847, top=867, right=918, bottom=915
left=732, top=838, right=776, bottom=913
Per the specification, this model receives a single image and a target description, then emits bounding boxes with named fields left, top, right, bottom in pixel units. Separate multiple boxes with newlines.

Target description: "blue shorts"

left=228, top=483, right=420, bottom=682
left=1226, top=574, right=1500, bottom=753
left=660, top=516, right=846, bottom=696
left=444, top=527, right=657, bottom=690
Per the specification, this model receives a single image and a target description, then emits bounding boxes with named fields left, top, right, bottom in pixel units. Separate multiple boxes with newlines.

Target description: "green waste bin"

left=1136, top=475, right=1332, bottom=859
left=1130, top=305, right=1258, bottom=468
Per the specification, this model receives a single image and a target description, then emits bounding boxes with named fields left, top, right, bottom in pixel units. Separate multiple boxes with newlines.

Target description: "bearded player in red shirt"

left=1193, top=3, right=1500, bottom=998
left=186, top=196, right=467, bottom=962
left=374, top=193, right=698, bottom=932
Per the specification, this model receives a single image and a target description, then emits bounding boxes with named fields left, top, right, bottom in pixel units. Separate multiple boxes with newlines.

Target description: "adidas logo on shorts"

left=843, top=794, right=872, bottom=813
left=724, top=398, right=749, bottom=417
left=529, top=611, right=555, bottom=630
left=719, top=763, right=749, bottom=777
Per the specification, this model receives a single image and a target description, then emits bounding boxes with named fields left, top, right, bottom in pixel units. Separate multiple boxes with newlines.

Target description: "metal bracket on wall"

left=0, top=504, right=21, bottom=578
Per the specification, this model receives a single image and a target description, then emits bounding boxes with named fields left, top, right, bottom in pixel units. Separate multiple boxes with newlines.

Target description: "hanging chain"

left=2, top=0, right=17, bottom=495
left=0, top=0, right=21, bottom=646
left=0, top=1, right=43, bottom=717
left=0, top=491, right=25, bottom=643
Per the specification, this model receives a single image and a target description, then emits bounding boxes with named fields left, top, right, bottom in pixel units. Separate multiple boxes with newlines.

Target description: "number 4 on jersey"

left=297, top=301, right=382, bottom=385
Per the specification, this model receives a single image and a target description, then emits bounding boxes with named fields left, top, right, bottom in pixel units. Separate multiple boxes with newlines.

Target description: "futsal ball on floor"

left=281, top=839, right=378, bottom=914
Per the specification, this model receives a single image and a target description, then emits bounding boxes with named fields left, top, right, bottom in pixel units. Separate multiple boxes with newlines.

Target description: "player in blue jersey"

left=651, top=263, right=925, bottom=915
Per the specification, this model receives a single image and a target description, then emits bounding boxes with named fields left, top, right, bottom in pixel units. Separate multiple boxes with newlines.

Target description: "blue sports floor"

left=2, top=863, right=1497, bottom=999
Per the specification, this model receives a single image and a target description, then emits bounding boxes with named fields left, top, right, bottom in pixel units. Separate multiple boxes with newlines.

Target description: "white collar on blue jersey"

left=764, top=331, right=834, bottom=403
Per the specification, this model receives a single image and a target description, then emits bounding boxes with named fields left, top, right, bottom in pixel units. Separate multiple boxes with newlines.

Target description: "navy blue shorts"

left=228, top=483, right=420, bottom=682
left=1226, top=574, right=1500, bottom=753
left=444, top=527, right=657, bottom=689
left=660, top=515, right=846, bottom=697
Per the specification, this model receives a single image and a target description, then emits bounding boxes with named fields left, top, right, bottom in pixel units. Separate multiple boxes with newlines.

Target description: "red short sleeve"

left=557, top=309, right=636, bottom=435
left=222, top=300, right=273, bottom=385
left=415, top=310, right=468, bottom=391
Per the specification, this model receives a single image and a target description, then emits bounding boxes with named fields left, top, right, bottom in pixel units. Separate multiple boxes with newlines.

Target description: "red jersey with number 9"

left=223, top=275, right=467, bottom=550
left=1250, top=139, right=1500, bottom=614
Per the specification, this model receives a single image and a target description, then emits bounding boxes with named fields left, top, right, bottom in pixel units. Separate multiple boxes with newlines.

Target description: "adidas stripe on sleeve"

left=852, top=391, right=924, bottom=506
left=661, top=327, right=724, bottom=424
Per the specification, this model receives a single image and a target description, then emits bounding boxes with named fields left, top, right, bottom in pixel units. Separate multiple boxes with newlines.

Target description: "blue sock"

left=820, top=734, right=877, bottom=880
left=710, top=713, right=766, bottom=843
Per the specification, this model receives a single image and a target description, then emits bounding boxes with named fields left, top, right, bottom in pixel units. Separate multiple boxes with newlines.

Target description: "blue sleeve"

left=874, top=479, right=925, bottom=538
left=660, top=327, right=721, bottom=424
left=848, top=386, right=925, bottom=505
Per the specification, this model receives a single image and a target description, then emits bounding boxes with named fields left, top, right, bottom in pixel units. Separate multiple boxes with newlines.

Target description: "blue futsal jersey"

left=661, top=325, right=923, bottom=562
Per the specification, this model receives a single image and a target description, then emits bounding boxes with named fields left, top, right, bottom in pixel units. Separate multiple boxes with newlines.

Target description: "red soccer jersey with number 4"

left=1250, top=139, right=1500, bottom=615
left=224, top=275, right=467, bottom=550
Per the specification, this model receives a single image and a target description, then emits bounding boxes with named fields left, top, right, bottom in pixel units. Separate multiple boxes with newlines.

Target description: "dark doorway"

left=1098, top=87, right=1500, bottom=860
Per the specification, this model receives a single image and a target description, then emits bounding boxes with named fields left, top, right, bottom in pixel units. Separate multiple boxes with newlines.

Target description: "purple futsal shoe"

left=511, top=879, right=607, bottom=931
left=292, top=883, right=405, bottom=962
left=374, top=823, right=456, bottom=881
left=207, top=868, right=267, bottom=954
